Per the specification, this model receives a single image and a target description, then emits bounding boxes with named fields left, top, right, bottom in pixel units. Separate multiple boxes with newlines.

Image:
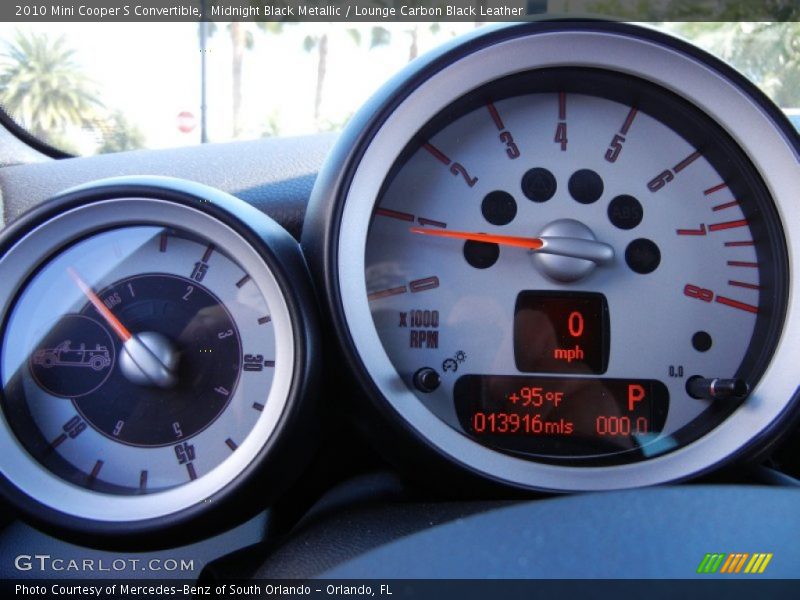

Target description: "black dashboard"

left=1, top=20, right=800, bottom=589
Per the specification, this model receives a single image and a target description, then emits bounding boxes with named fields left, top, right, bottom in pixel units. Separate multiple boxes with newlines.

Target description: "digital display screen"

left=514, top=291, right=609, bottom=374
left=454, top=375, right=669, bottom=458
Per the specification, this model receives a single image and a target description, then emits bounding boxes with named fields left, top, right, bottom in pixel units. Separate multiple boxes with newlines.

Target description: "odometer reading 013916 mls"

left=363, top=67, right=786, bottom=465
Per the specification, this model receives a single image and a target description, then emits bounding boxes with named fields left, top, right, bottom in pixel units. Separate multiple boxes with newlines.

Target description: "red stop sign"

left=177, top=111, right=196, bottom=133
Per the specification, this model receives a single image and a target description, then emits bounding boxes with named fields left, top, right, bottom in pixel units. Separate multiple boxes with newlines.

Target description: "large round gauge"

left=0, top=177, right=318, bottom=543
left=304, top=22, right=800, bottom=491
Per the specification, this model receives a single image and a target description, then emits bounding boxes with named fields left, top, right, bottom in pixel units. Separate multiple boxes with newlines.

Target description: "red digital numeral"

left=567, top=311, right=584, bottom=338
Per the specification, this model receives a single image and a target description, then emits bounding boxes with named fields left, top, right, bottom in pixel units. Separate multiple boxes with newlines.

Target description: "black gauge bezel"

left=0, top=176, right=321, bottom=548
left=302, top=21, right=800, bottom=493
left=366, top=66, right=788, bottom=467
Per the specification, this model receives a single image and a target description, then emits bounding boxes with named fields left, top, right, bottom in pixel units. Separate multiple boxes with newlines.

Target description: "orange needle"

left=67, top=267, right=132, bottom=342
left=409, top=227, right=544, bottom=250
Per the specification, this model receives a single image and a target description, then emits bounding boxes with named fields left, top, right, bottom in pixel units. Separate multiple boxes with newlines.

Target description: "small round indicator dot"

left=413, top=367, right=440, bottom=393
left=481, top=191, right=517, bottom=226
left=568, top=169, right=604, bottom=204
left=608, top=194, right=643, bottom=230
left=521, top=167, right=557, bottom=203
left=692, top=331, right=713, bottom=352
left=464, top=240, right=499, bottom=269
left=625, top=238, right=661, bottom=274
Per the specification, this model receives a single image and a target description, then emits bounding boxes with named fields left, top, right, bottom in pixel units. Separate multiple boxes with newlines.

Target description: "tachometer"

left=304, top=22, right=800, bottom=490
left=0, top=177, right=318, bottom=544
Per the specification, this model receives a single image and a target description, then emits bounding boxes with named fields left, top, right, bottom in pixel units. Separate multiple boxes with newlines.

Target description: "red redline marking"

left=716, top=296, right=759, bottom=314
left=676, top=227, right=707, bottom=236
left=423, top=142, right=450, bottom=165
left=725, top=240, right=755, bottom=247
left=673, top=150, right=702, bottom=173
left=376, top=207, right=414, bottom=222
left=368, top=286, right=408, bottom=301
left=620, top=107, right=638, bottom=134
left=728, top=260, right=758, bottom=268
left=486, top=102, right=504, bottom=130
left=558, top=92, right=566, bottom=120
left=89, top=460, right=104, bottom=481
left=50, top=433, right=67, bottom=449
left=704, top=182, right=728, bottom=196
left=709, top=219, right=749, bottom=232
left=712, top=200, right=739, bottom=212
left=729, top=280, right=761, bottom=290
left=417, top=217, right=447, bottom=228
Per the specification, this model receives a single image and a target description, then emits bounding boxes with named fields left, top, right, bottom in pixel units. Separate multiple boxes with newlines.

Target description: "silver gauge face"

left=0, top=194, right=298, bottom=523
left=3, top=226, right=275, bottom=492
left=329, top=26, right=800, bottom=490
left=365, top=69, right=785, bottom=465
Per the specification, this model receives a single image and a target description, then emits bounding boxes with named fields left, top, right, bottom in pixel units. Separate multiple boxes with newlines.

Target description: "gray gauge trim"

left=0, top=197, right=295, bottom=520
left=337, top=30, right=800, bottom=491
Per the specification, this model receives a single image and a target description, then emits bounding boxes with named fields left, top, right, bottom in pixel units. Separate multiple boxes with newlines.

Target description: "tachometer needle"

left=409, top=227, right=544, bottom=250
left=409, top=227, right=615, bottom=265
left=67, top=267, right=132, bottom=342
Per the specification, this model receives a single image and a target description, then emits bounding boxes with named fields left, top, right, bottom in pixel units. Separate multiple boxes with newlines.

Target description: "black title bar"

left=3, top=0, right=798, bottom=22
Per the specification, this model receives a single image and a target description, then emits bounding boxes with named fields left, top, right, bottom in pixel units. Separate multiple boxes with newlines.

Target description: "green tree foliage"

left=669, top=22, right=800, bottom=107
left=0, top=30, right=102, bottom=150
left=96, top=110, right=145, bottom=154
left=577, top=0, right=798, bottom=21
left=584, top=1, right=800, bottom=107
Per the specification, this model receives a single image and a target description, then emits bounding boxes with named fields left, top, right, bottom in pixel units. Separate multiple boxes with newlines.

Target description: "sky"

left=0, top=21, right=481, bottom=153
left=0, top=21, right=791, bottom=155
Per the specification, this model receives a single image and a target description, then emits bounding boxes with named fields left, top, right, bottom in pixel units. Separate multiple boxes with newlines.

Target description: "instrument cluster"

left=1, top=22, right=799, bottom=545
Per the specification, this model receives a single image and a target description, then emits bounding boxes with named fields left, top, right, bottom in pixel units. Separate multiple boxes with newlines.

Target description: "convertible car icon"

left=31, top=341, right=112, bottom=372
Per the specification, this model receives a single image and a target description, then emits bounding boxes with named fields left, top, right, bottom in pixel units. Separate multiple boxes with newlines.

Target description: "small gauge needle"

left=67, top=267, right=177, bottom=388
left=67, top=267, right=131, bottom=342
left=409, top=227, right=615, bottom=265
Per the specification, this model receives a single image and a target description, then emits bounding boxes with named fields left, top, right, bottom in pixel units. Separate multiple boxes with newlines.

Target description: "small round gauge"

left=304, top=22, right=800, bottom=491
left=0, top=177, right=318, bottom=543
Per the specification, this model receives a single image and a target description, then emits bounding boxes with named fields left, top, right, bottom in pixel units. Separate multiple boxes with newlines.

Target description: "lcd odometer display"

left=455, top=375, right=668, bottom=458
left=514, top=291, right=609, bottom=374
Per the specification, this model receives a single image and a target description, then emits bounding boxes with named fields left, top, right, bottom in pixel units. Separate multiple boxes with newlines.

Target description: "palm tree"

left=303, top=28, right=330, bottom=125
left=368, top=2, right=448, bottom=62
left=0, top=30, right=101, bottom=146
left=304, top=25, right=391, bottom=125
left=203, top=18, right=285, bottom=138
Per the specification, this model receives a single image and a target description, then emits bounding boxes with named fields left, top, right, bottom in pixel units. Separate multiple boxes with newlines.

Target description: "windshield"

left=0, top=21, right=797, bottom=156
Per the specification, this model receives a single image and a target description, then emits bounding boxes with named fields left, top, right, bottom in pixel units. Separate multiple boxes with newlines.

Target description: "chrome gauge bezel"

left=0, top=177, right=317, bottom=539
left=326, top=24, right=800, bottom=491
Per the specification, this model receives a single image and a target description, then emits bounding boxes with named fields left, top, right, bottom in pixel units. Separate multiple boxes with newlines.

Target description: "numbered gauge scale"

left=304, top=22, right=800, bottom=491
left=0, top=177, right=317, bottom=542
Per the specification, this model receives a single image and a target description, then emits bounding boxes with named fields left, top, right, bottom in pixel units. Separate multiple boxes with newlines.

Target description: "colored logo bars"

left=697, top=553, right=773, bottom=574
